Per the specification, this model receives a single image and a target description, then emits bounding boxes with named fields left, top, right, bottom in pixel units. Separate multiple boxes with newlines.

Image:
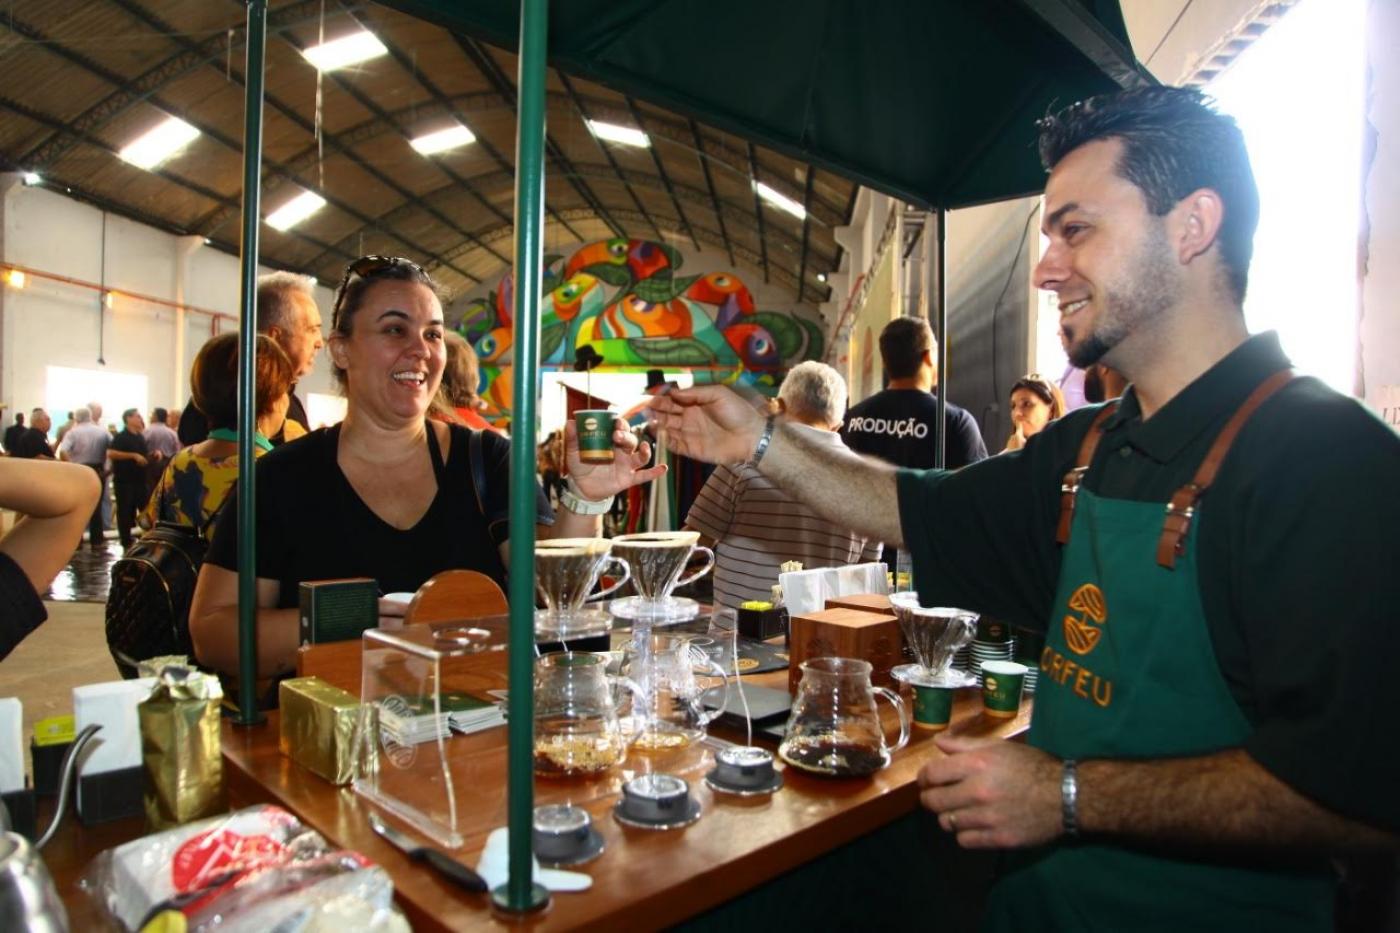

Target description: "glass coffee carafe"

left=779, top=657, right=909, bottom=777
left=533, top=652, right=646, bottom=778
left=622, top=633, right=731, bottom=751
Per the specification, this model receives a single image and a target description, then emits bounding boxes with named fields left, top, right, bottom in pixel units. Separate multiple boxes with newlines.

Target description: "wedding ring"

left=947, top=811, right=959, bottom=831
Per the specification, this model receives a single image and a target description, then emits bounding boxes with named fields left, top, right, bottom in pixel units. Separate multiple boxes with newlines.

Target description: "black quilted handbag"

left=105, top=483, right=221, bottom=678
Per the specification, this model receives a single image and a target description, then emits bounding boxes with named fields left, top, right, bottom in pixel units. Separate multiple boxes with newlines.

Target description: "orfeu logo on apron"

left=1062, top=583, right=1107, bottom=655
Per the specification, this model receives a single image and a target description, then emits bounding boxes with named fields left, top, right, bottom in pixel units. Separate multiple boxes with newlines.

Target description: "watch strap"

left=559, top=479, right=614, bottom=516
left=1061, top=758, right=1080, bottom=837
left=748, top=415, right=776, bottom=467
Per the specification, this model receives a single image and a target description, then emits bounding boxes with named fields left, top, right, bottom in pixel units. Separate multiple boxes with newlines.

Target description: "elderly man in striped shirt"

left=684, top=362, right=881, bottom=610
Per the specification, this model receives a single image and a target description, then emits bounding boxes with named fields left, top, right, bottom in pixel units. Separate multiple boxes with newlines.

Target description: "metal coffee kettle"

left=0, top=723, right=102, bottom=932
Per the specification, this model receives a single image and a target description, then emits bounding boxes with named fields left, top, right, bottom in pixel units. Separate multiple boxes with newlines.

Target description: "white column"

left=173, top=235, right=204, bottom=403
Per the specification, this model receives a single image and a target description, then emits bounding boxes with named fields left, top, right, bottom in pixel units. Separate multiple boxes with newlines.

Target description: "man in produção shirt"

left=652, top=86, right=1399, bottom=929
left=841, top=315, right=987, bottom=574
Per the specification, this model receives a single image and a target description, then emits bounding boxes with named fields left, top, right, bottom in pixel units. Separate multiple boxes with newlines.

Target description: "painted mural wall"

left=447, top=238, right=826, bottom=421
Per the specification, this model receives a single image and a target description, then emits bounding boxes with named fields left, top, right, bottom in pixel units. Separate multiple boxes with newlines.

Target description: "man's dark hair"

left=1037, top=86, right=1260, bottom=303
left=152, top=407, right=168, bottom=423
left=878, top=316, right=935, bottom=380
left=122, top=408, right=139, bottom=423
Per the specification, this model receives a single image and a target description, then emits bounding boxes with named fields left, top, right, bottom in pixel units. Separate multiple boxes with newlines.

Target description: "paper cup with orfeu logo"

left=980, top=660, right=1027, bottom=719
left=575, top=410, right=616, bottom=464
left=912, top=684, right=956, bottom=731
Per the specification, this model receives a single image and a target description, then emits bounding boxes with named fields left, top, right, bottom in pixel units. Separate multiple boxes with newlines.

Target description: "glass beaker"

left=779, top=657, right=909, bottom=777
left=623, top=632, right=731, bottom=751
left=533, top=652, right=646, bottom=778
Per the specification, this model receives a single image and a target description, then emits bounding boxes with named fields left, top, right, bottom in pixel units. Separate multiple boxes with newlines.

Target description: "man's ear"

left=1174, top=188, right=1225, bottom=265
left=774, top=398, right=787, bottom=415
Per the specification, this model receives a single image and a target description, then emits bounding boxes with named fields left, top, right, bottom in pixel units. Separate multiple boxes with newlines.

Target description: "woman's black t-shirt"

left=206, top=423, right=553, bottom=607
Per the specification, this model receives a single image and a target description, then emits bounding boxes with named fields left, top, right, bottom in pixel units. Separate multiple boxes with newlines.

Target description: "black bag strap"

left=425, top=420, right=448, bottom=484
left=468, top=428, right=486, bottom=518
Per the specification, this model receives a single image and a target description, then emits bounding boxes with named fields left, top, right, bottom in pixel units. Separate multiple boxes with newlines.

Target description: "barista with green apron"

left=982, top=369, right=1334, bottom=932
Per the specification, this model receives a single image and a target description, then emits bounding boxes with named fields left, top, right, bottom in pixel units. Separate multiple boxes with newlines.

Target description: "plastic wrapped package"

left=81, top=804, right=408, bottom=932
left=159, top=858, right=408, bottom=933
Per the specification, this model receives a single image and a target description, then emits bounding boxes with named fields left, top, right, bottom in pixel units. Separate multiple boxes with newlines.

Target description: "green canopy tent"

left=229, top=0, right=1153, bottom=912
left=381, top=0, right=1150, bottom=210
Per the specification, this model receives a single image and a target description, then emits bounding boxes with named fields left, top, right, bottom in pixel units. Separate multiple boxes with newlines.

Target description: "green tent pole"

left=934, top=207, right=947, bottom=471
left=494, top=0, right=549, bottom=913
left=234, top=0, right=267, bottom=727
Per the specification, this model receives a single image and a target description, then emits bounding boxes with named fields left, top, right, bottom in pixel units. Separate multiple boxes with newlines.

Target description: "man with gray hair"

left=57, top=407, right=111, bottom=547
left=684, top=361, right=880, bottom=610
left=178, top=271, right=322, bottom=445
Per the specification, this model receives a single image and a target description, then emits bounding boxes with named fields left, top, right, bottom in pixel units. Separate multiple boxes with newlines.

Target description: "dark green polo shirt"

left=898, top=332, right=1400, bottom=832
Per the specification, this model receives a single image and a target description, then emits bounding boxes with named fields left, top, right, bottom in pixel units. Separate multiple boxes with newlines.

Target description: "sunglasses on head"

left=331, top=255, right=427, bottom=328
left=1015, top=374, right=1056, bottom=400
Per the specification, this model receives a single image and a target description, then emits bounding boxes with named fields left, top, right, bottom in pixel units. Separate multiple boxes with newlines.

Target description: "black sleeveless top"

left=206, top=423, right=553, bottom=607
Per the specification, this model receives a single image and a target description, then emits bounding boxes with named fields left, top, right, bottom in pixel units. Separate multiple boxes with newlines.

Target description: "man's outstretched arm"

left=651, top=385, right=905, bottom=547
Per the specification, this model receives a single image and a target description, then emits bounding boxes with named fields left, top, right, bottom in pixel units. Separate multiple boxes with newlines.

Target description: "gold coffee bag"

left=139, top=666, right=225, bottom=830
left=279, top=677, right=363, bottom=785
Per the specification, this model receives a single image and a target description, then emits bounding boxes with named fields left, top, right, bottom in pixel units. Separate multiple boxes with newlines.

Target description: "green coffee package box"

left=299, top=578, right=378, bottom=644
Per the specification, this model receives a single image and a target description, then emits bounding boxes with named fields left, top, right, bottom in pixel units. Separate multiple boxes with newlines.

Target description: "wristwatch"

left=559, top=478, right=614, bottom=516
left=1061, top=758, right=1080, bottom=838
left=748, top=415, right=776, bottom=467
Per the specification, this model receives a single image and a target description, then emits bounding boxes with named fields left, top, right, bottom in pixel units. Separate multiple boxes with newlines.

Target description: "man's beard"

left=1064, top=223, right=1179, bottom=369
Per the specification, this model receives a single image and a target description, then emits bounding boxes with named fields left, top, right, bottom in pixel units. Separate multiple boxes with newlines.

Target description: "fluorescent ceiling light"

left=266, top=191, right=327, bottom=232
left=302, top=30, right=389, bottom=71
left=755, top=181, right=806, bottom=219
left=118, top=116, right=200, bottom=171
left=22, top=172, right=40, bottom=185
left=586, top=119, right=649, bottom=148
left=410, top=123, right=476, bottom=155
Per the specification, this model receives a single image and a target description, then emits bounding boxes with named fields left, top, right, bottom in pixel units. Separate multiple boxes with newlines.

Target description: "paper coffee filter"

left=613, top=531, right=699, bottom=547
left=537, top=537, right=612, bottom=556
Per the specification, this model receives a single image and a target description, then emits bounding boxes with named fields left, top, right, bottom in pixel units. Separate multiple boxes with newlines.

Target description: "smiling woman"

left=187, top=256, right=665, bottom=700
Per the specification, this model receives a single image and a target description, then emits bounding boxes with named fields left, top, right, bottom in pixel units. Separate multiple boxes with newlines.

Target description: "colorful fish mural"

left=454, top=238, right=824, bottom=421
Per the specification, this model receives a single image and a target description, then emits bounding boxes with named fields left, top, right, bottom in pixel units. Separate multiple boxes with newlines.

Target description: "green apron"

left=983, top=485, right=1334, bottom=932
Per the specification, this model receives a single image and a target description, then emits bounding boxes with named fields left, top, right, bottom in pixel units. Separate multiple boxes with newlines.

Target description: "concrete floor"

left=1, top=601, right=117, bottom=774
left=2, top=540, right=123, bottom=775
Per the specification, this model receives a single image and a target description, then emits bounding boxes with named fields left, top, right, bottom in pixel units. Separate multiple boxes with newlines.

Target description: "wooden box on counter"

left=823, top=593, right=893, bottom=614
left=788, top=607, right=901, bottom=692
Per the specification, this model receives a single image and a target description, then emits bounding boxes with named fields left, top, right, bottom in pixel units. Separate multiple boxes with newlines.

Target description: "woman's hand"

left=565, top=419, right=667, bottom=500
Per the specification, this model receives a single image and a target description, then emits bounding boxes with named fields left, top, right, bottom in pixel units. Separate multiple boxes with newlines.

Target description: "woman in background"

left=432, top=330, right=496, bottom=432
left=1002, top=372, right=1067, bottom=452
left=140, top=333, right=297, bottom=531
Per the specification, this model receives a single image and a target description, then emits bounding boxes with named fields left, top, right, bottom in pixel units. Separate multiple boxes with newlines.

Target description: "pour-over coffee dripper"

left=888, top=592, right=978, bottom=688
left=535, top=538, right=631, bottom=641
left=607, top=531, right=714, bottom=623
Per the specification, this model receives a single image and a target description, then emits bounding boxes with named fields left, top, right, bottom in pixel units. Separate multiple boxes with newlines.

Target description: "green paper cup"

left=575, top=410, right=616, bottom=464
left=981, top=660, right=1027, bottom=719
left=912, top=684, right=955, bottom=731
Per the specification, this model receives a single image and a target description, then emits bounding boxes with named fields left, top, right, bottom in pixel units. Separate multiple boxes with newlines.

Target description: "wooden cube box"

left=823, top=593, right=893, bottom=614
left=788, top=607, right=901, bottom=692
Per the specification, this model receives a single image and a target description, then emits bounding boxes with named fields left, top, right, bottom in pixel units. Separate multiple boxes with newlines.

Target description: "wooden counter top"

left=223, top=668, right=1028, bottom=931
